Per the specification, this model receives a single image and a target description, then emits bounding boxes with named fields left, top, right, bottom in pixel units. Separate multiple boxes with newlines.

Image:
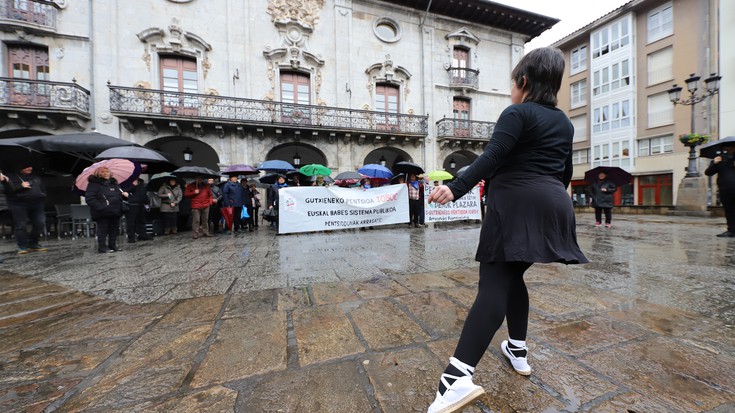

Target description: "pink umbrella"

left=74, top=159, right=142, bottom=193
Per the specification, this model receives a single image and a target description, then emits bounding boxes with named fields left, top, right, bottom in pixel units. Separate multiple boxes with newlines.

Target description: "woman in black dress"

left=427, top=47, right=588, bottom=413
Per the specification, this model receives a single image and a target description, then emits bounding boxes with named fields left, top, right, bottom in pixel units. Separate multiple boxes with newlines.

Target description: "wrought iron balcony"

left=436, top=117, right=495, bottom=141
left=0, top=0, right=58, bottom=32
left=108, top=85, right=429, bottom=136
left=447, top=67, right=479, bottom=90
left=0, top=77, right=90, bottom=117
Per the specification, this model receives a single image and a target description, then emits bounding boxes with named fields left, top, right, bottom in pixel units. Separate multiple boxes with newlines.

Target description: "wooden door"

left=280, top=72, right=311, bottom=125
left=375, top=84, right=399, bottom=131
left=160, top=56, right=199, bottom=116
left=453, top=98, right=470, bottom=137
left=8, top=46, right=49, bottom=106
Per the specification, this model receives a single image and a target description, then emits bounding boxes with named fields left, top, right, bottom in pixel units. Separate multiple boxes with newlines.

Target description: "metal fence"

left=0, top=77, right=90, bottom=115
left=0, top=0, right=57, bottom=29
left=109, top=86, right=429, bottom=136
left=436, top=117, right=495, bottom=140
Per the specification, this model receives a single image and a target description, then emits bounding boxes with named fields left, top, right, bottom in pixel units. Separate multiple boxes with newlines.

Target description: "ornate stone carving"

left=142, top=45, right=151, bottom=71
left=137, top=18, right=212, bottom=62
left=202, top=56, right=212, bottom=79
left=267, top=0, right=325, bottom=29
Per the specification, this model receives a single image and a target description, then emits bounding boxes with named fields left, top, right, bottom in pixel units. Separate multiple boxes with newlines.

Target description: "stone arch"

left=143, top=136, right=220, bottom=170
left=443, top=150, right=478, bottom=174
left=266, top=142, right=327, bottom=168
left=363, top=146, right=413, bottom=171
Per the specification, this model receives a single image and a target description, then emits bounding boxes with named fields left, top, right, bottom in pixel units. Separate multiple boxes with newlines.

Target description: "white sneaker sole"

left=433, top=387, right=485, bottom=413
left=501, top=341, right=531, bottom=376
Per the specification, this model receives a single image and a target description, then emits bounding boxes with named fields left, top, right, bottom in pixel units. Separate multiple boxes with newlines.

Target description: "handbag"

left=262, top=207, right=277, bottom=222
left=240, top=207, right=250, bottom=219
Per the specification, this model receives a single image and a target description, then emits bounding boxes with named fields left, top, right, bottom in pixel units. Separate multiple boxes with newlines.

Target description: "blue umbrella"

left=358, top=164, right=393, bottom=179
left=258, top=160, right=296, bottom=173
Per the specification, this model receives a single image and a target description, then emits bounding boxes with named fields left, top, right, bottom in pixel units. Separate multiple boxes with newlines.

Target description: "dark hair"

left=511, top=47, right=565, bottom=107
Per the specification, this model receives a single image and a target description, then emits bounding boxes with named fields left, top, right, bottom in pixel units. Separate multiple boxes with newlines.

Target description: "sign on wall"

left=278, top=184, right=410, bottom=234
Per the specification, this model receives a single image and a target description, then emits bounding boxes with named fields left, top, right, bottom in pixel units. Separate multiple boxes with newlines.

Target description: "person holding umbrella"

left=426, top=47, right=588, bottom=413
left=407, top=173, right=424, bottom=228
left=85, top=167, right=128, bottom=253
left=158, top=177, right=182, bottom=235
left=184, top=176, right=213, bottom=239
left=590, top=171, right=617, bottom=229
left=705, top=142, right=735, bottom=237
left=0, top=163, right=48, bottom=254
left=124, top=178, right=153, bottom=243
left=267, top=175, right=287, bottom=230
left=222, top=175, right=245, bottom=234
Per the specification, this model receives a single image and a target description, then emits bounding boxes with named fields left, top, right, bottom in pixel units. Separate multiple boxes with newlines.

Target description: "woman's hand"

left=428, top=185, right=455, bottom=205
left=714, top=155, right=722, bottom=164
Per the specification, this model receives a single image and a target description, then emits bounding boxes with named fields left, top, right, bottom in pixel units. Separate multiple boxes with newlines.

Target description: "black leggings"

left=594, top=207, right=612, bottom=224
left=453, top=261, right=532, bottom=367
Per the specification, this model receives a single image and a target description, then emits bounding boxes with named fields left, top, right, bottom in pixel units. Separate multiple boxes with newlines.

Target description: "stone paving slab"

left=0, top=214, right=734, bottom=412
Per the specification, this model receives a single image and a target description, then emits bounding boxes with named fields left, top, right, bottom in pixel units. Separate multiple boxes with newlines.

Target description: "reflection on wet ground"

left=1, top=213, right=733, bottom=412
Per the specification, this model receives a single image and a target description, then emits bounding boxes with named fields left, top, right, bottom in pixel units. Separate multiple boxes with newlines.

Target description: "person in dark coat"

left=208, top=178, right=223, bottom=234
left=0, top=164, right=48, bottom=254
left=590, top=171, right=617, bottom=228
left=222, top=175, right=245, bottom=233
left=85, top=167, right=127, bottom=253
left=426, top=47, right=588, bottom=413
left=240, top=178, right=254, bottom=232
left=406, top=174, right=425, bottom=228
left=248, top=181, right=261, bottom=228
left=705, top=142, right=735, bottom=237
left=267, top=175, right=287, bottom=230
left=124, top=178, right=152, bottom=243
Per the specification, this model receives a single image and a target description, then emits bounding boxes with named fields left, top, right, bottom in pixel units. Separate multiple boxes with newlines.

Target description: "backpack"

left=147, top=191, right=162, bottom=209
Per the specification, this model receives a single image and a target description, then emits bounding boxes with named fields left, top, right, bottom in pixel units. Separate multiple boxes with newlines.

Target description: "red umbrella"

left=220, top=207, right=234, bottom=231
left=74, top=159, right=142, bottom=194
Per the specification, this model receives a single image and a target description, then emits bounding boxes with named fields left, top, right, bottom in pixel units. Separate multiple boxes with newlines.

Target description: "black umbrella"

left=334, top=171, right=365, bottom=181
left=4, top=132, right=135, bottom=153
left=259, top=173, right=284, bottom=185
left=222, top=164, right=260, bottom=175
left=393, top=161, right=425, bottom=175
left=172, top=166, right=222, bottom=179
left=699, top=136, right=735, bottom=159
left=390, top=173, right=407, bottom=183
left=310, top=175, right=334, bottom=183
left=584, top=166, right=632, bottom=186
left=95, top=146, right=171, bottom=163
left=0, top=142, right=46, bottom=172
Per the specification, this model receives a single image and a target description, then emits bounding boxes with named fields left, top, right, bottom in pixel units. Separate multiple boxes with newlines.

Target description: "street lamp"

left=293, top=151, right=301, bottom=166
left=668, top=72, right=721, bottom=177
left=183, top=147, right=193, bottom=162
left=379, top=154, right=387, bottom=167
left=449, top=157, right=456, bottom=170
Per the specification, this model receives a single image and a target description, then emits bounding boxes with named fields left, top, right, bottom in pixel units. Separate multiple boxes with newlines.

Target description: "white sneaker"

left=427, top=357, right=485, bottom=413
left=501, top=340, right=531, bottom=376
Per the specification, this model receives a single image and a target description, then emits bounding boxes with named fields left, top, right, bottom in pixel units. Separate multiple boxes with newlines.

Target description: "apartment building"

left=554, top=0, right=720, bottom=206
left=0, top=0, right=557, bottom=186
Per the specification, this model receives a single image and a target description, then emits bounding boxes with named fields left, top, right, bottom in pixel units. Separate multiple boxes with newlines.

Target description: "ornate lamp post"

left=668, top=73, right=721, bottom=177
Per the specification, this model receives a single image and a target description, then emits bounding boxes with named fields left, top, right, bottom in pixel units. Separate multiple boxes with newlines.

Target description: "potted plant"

left=679, top=133, right=710, bottom=146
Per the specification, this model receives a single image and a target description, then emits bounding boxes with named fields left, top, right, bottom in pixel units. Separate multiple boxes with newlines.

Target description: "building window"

left=638, top=173, right=673, bottom=205
left=375, top=83, right=399, bottom=130
left=280, top=72, right=311, bottom=125
left=571, top=114, right=587, bottom=143
left=452, top=97, right=470, bottom=137
left=610, top=19, right=630, bottom=51
left=592, top=67, right=611, bottom=96
left=647, top=47, right=673, bottom=86
left=571, top=80, right=587, bottom=108
left=648, top=2, right=673, bottom=44
left=610, top=59, right=630, bottom=90
left=8, top=46, right=50, bottom=106
left=160, top=56, right=198, bottom=115
left=638, top=135, right=674, bottom=156
left=570, top=45, right=587, bottom=74
left=572, top=149, right=589, bottom=165
left=610, top=99, right=631, bottom=129
left=451, top=47, right=470, bottom=83
left=373, top=17, right=401, bottom=43
left=647, top=92, right=674, bottom=128
left=592, top=18, right=630, bottom=59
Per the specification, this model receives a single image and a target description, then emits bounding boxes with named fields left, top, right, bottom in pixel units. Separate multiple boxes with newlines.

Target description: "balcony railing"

left=0, top=0, right=57, bottom=30
left=0, top=77, right=90, bottom=116
left=436, top=117, right=495, bottom=140
left=108, top=85, right=429, bottom=136
left=447, top=67, right=479, bottom=90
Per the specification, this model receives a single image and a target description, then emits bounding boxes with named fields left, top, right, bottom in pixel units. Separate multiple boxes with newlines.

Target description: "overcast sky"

left=491, top=0, right=632, bottom=51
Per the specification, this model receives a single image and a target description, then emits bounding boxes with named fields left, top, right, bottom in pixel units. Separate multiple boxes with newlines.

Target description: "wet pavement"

left=0, top=213, right=733, bottom=412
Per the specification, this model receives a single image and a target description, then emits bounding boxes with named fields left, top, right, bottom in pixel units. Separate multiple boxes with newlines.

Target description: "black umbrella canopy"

left=393, top=161, right=425, bottom=175
left=95, top=146, right=171, bottom=163
left=699, top=136, right=735, bottom=159
left=0, top=142, right=46, bottom=172
left=4, top=132, right=135, bottom=153
left=259, top=173, right=286, bottom=185
left=584, top=166, right=632, bottom=186
left=172, top=166, right=222, bottom=179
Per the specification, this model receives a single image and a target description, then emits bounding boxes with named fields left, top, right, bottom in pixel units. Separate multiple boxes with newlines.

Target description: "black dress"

left=447, top=102, right=588, bottom=264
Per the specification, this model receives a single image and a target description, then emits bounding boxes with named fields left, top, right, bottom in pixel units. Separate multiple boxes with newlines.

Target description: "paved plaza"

left=1, top=213, right=734, bottom=412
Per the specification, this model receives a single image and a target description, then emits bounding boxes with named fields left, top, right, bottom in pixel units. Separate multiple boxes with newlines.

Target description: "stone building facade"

left=0, top=0, right=556, bottom=176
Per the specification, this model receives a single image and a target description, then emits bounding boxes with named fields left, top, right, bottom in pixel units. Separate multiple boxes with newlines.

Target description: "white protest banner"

left=424, top=185, right=482, bottom=222
left=278, top=184, right=409, bottom=234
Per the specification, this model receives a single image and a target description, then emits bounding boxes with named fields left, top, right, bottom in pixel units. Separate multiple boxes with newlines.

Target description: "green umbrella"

left=427, top=170, right=454, bottom=181
left=299, top=163, right=332, bottom=177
